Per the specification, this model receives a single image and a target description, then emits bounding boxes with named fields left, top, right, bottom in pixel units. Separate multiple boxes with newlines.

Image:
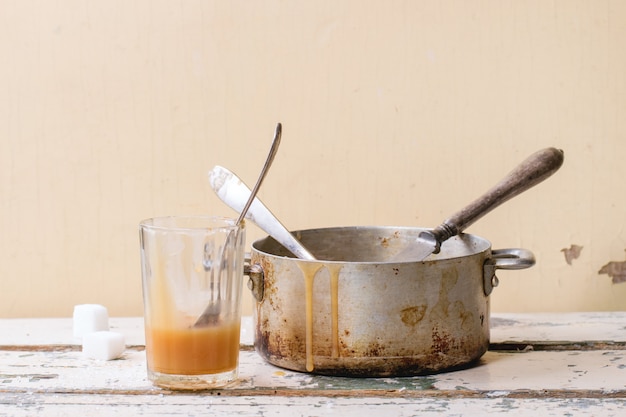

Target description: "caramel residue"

left=297, top=262, right=323, bottom=372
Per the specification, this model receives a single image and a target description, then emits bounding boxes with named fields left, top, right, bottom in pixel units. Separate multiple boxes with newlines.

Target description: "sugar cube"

left=82, top=331, right=125, bottom=360
left=73, top=304, right=109, bottom=340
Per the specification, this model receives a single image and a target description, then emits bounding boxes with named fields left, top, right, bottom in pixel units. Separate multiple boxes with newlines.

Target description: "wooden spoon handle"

left=432, top=147, right=565, bottom=245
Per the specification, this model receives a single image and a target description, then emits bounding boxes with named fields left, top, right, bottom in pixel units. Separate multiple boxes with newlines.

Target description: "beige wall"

left=2, top=0, right=625, bottom=318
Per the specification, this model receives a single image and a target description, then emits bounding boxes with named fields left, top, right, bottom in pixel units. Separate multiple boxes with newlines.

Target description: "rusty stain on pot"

left=365, top=340, right=386, bottom=357
left=326, top=263, right=343, bottom=358
left=258, top=256, right=277, bottom=298
left=257, top=327, right=306, bottom=363
left=255, top=317, right=271, bottom=359
left=400, top=305, right=428, bottom=326
left=431, top=326, right=453, bottom=355
left=430, top=268, right=459, bottom=322
left=430, top=268, right=475, bottom=332
left=378, top=231, right=401, bottom=249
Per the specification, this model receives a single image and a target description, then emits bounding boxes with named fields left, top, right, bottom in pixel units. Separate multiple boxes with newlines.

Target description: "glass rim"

left=139, top=215, right=241, bottom=232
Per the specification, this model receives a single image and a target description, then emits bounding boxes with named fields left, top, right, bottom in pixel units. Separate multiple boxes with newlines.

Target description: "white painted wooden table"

left=1, top=313, right=625, bottom=416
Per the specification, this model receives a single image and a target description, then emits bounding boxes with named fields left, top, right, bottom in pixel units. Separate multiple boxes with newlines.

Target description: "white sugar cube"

left=73, top=304, right=109, bottom=340
left=82, top=331, right=125, bottom=360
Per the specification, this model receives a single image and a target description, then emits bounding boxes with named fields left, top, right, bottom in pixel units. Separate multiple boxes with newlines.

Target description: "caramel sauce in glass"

left=145, top=321, right=241, bottom=375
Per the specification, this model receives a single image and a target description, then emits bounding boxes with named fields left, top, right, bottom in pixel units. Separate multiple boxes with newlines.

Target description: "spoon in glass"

left=194, top=123, right=282, bottom=327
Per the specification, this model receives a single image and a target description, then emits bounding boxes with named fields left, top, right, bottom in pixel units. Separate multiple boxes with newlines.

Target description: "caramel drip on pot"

left=326, top=264, right=342, bottom=358
left=297, top=262, right=323, bottom=372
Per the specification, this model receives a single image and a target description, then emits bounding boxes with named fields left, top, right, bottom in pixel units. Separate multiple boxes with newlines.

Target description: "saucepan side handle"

left=483, top=248, right=536, bottom=296
left=244, top=255, right=265, bottom=302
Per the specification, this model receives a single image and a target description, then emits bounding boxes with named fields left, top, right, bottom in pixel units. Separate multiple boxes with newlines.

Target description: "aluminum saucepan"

left=247, top=226, right=534, bottom=377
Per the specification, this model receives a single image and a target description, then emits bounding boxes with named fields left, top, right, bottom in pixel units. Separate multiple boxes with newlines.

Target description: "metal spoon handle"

left=209, top=166, right=316, bottom=260
left=432, top=147, right=565, bottom=247
left=236, top=123, right=282, bottom=225
left=194, top=123, right=285, bottom=327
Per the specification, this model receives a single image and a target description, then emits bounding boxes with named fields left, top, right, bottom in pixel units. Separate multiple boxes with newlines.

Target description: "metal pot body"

left=249, top=226, right=533, bottom=377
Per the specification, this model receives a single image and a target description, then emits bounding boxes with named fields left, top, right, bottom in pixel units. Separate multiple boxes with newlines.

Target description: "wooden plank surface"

left=491, top=312, right=626, bottom=345
left=1, top=313, right=626, bottom=416
left=2, top=349, right=626, bottom=394
left=2, top=394, right=626, bottom=417
left=3, top=312, right=626, bottom=347
left=0, top=317, right=253, bottom=347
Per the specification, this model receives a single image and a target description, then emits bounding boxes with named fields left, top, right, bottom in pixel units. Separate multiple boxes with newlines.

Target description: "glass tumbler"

left=139, top=216, right=245, bottom=390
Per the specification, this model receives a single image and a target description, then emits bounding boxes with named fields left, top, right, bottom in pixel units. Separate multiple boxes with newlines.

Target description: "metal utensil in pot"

left=390, top=147, right=564, bottom=262
left=208, top=167, right=316, bottom=261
